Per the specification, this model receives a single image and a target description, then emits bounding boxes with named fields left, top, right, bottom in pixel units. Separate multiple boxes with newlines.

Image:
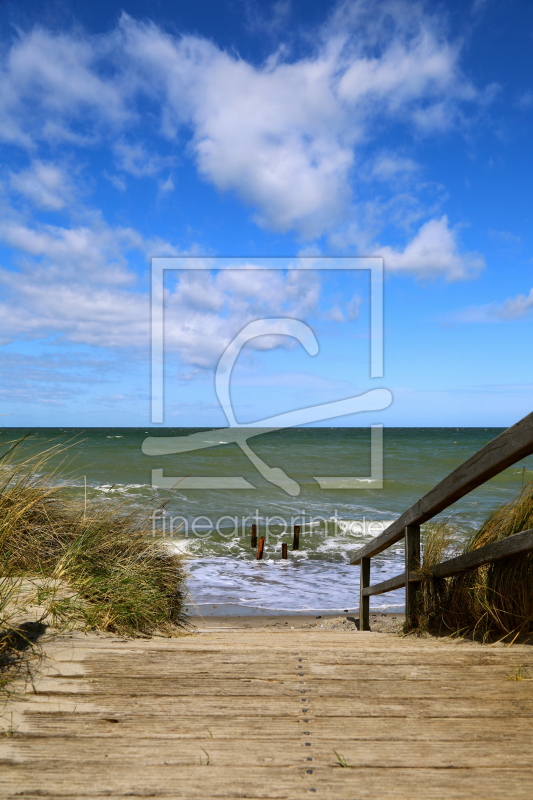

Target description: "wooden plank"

left=6, top=627, right=533, bottom=800
left=352, top=410, right=533, bottom=564
left=359, top=557, right=370, bottom=630
left=428, top=527, right=533, bottom=579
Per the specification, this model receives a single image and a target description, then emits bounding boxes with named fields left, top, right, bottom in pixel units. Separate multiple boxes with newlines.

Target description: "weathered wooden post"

left=250, top=523, right=257, bottom=548
left=281, top=543, right=288, bottom=559
left=256, top=536, right=265, bottom=560
left=359, top=557, right=370, bottom=631
left=292, top=524, right=300, bottom=551
left=405, top=524, right=421, bottom=630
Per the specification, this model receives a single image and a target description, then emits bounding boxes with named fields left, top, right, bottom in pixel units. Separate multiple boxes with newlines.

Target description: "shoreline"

left=192, top=611, right=405, bottom=633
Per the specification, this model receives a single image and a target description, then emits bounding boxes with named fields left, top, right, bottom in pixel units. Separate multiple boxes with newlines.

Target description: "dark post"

left=251, top=523, right=257, bottom=548
left=292, top=524, right=300, bottom=551
left=281, top=543, right=288, bottom=559
left=359, top=557, right=370, bottom=631
left=405, top=524, right=421, bottom=630
left=256, top=536, right=265, bottom=560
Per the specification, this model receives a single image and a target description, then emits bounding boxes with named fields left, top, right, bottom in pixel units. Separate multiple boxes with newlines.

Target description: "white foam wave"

left=336, top=519, right=395, bottom=536
left=96, top=483, right=148, bottom=493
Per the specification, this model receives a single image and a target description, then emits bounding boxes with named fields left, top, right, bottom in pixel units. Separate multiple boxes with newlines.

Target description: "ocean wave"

left=96, top=483, right=149, bottom=493
left=336, top=519, right=395, bottom=536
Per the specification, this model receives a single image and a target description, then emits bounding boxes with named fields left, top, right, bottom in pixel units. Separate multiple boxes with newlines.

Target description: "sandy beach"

left=193, top=611, right=404, bottom=633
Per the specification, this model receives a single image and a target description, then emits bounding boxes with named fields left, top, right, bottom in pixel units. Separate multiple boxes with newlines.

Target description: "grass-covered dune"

left=0, top=439, right=188, bottom=657
left=421, top=481, right=533, bottom=641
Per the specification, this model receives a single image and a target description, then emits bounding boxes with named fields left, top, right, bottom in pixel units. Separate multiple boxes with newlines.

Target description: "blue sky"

left=0, top=0, right=532, bottom=427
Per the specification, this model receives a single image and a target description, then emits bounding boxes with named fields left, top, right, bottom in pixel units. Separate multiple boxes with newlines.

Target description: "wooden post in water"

left=250, top=523, right=257, bottom=549
left=292, top=524, right=300, bottom=551
left=405, top=524, right=421, bottom=630
left=359, top=557, right=370, bottom=631
left=281, top=543, right=288, bottom=559
left=256, top=536, right=265, bottom=560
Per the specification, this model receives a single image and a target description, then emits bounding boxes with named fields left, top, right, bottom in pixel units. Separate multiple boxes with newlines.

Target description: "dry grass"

left=0, top=438, right=188, bottom=664
left=419, top=482, right=533, bottom=640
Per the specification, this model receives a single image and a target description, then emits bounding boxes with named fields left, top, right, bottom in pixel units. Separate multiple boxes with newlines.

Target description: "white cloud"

left=0, top=219, right=328, bottom=364
left=377, top=216, right=485, bottom=280
left=453, top=289, right=533, bottom=323
left=494, top=289, right=533, bottom=319
left=0, top=213, right=179, bottom=348
left=324, top=293, right=360, bottom=322
left=113, top=140, right=174, bottom=177
left=0, top=218, right=138, bottom=283
left=118, top=3, right=481, bottom=236
left=517, top=90, right=533, bottom=110
left=371, top=155, right=419, bottom=182
left=163, top=266, right=323, bottom=368
left=103, top=171, right=127, bottom=191
left=0, top=284, right=149, bottom=348
left=9, top=160, right=75, bottom=210
left=325, top=305, right=345, bottom=322
left=0, top=4, right=486, bottom=241
left=0, top=26, right=130, bottom=147
left=488, top=228, right=521, bottom=244
left=347, top=294, right=361, bottom=320
left=159, top=174, right=174, bottom=192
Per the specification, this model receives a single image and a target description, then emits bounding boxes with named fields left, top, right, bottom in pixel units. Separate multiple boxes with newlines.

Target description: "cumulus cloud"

left=0, top=0, right=491, bottom=365
left=377, top=216, right=485, bottom=280
left=117, top=3, right=480, bottom=236
left=163, top=266, right=323, bottom=368
left=0, top=2, right=486, bottom=241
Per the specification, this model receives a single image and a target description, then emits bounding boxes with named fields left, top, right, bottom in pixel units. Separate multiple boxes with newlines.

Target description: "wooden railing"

left=351, top=411, right=533, bottom=630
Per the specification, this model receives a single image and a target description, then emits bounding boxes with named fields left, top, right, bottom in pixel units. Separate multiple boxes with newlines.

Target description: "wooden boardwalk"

left=2, top=624, right=533, bottom=799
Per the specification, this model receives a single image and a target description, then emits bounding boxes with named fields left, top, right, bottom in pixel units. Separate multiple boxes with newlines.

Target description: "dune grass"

left=0, top=438, right=188, bottom=646
left=419, top=481, right=533, bottom=640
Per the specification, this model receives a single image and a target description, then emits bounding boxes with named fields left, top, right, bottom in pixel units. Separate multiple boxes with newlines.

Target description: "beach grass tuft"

left=0, top=438, right=188, bottom=644
left=419, top=481, right=533, bottom=640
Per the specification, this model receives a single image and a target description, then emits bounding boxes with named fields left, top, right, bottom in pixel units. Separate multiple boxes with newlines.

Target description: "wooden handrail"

left=361, top=527, right=533, bottom=597
left=352, top=411, right=533, bottom=566
left=352, top=410, right=533, bottom=630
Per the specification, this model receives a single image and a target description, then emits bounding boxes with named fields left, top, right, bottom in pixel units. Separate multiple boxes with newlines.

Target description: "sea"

left=3, top=427, right=533, bottom=617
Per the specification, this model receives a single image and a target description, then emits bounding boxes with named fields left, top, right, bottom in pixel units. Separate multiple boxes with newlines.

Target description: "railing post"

left=359, top=557, right=371, bottom=631
left=405, top=525, right=421, bottom=630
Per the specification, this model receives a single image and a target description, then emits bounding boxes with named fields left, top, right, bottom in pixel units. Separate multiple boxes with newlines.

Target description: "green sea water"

left=3, top=427, right=532, bottom=614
